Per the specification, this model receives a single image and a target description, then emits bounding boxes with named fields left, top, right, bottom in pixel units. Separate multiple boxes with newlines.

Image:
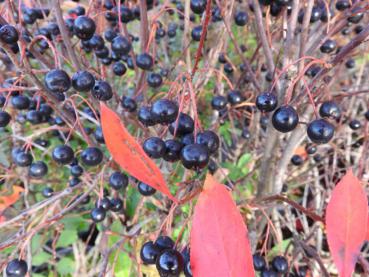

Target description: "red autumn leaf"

left=0, top=186, right=24, bottom=211
left=366, top=214, right=369, bottom=241
left=190, top=174, right=255, bottom=277
left=100, top=102, right=176, bottom=202
left=326, top=169, right=368, bottom=277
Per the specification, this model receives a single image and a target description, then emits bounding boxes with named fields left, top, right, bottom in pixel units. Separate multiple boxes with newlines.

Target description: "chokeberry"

left=319, top=101, right=341, bottom=120
left=11, top=95, right=30, bottom=110
left=336, top=0, right=350, bottom=11
left=143, top=137, right=166, bottom=158
left=113, top=62, right=127, bottom=76
left=52, top=145, right=75, bottom=165
left=190, top=0, right=206, bottom=14
left=72, top=71, right=95, bottom=92
left=320, top=39, right=337, bottom=54
left=42, top=187, right=54, bottom=198
left=211, top=95, right=227, bottom=110
left=138, top=106, right=155, bottom=126
left=191, top=25, right=203, bottom=41
left=271, top=256, right=288, bottom=274
left=147, top=72, right=163, bottom=88
left=196, top=130, right=219, bottom=154
left=109, top=172, right=128, bottom=190
left=151, top=99, right=179, bottom=124
left=26, top=110, right=43, bottom=124
left=155, top=235, right=175, bottom=251
left=0, top=111, right=11, bottom=127
left=110, top=197, right=123, bottom=212
left=272, top=105, right=299, bottom=132
left=291, top=155, right=303, bottom=166
left=261, top=269, right=278, bottom=277
left=92, top=80, right=113, bottom=101
left=253, top=254, right=266, bottom=271
left=73, top=15, right=96, bottom=40
left=81, top=147, right=103, bottom=166
left=169, top=113, right=194, bottom=136
left=0, top=25, right=19, bottom=44
left=227, top=90, right=244, bottom=105
left=90, top=207, right=106, bottom=222
left=121, top=96, right=137, bottom=112
left=14, top=151, right=33, bottom=167
left=111, top=35, right=131, bottom=55
left=234, top=11, right=248, bottom=26
left=307, top=119, right=334, bottom=144
left=140, top=241, right=160, bottom=264
left=6, top=259, right=28, bottom=277
left=365, top=110, right=369, bottom=121
left=256, top=92, right=278, bottom=112
left=305, top=144, right=317, bottom=155
left=44, top=69, right=71, bottom=94
left=70, top=165, right=83, bottom=177
left=138, top=182, right=156, bottom=196
left=163, top=139, right=183, bottom=162
left=156, top=249, right=184, bottom=276
left=180, top=143, right=209, bottom=170
left=29, top=161, right=48, bottom=178
left=136, top=53, right=154, bottom=70
left=349, top=119, right=361, bottom=130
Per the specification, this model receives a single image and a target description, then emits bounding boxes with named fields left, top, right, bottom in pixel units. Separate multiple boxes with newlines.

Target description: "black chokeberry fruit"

left=320, top=39, right=337, bottom=54
left=96, top=197, right=111, bottom=210
left=138, top=106, right=155, bottom=126
left=0, top=25, right=19, bottom=44
left=26, top=110, right=43, bottom=124
left=307, top=119, right=334, bottom=144
left=180, top=143, right=209, bottom=170
left=109, top=172, right=128, bottom=190
left=261, top=269, right=278, bottom=277
left=365, top=110, right=369, bottom=121
left=90, top=207, right=106, bottom=222
left=11, top=95, right=30, bottom=110
left=169, top=113, right=194, bottom=137
left=272, top=105, right=299, bottom=133
left=92, top=80, right=113, bottom=101
left=345, top=59, right=355, bottom=69
left=15, top=151, right=33, bottom=167
left=143, top=137, right=166, bottom=158
left=256, top=92, right=278, bottom=112
left=147, top=72, right=163, bottom=88
left=70, top=165, right=83, bottom=177
left=29, top=161, right=48, bottom=178
left=211, top=95, right=227, bottom=110
left=121, top=96, right=137, bottom=112
left=151, top=99, right=179, bottom=124
left=319, top=101, right=341, bottom=120
left=136, top=53, right=154, bottom=70
left=138, top=182, right=156, bottom=196
left=42, top=187, right=53, bottom=198
left=140, top=241, right=160, bottom=264
left=0, top=111, right=11, bottom=127
left=190, top=0, right=206, bottom=14
left=72, top=71, right=95, bottom=92
left=52, top=145, right=75, bottom=165
left=253, top=254, right=266, bottom=271
left=155, top=235, right=175, bottom=250
left=113, top=62, right=127, bottom=76
left=234, top=11, right=248, bottom=26
left=110, top=197, right=123, bottom=212
left=305, top=144, right=317, bottom=155
left=227, top=90, right=244, bottom=105
left=81, top=147, right=103, bottom=166
left=291, top=154, right=303, bottom=166
left=349, top=119, right=361, bottom=130
left=156, top=249, right=184, bottom=276
left=111, top=35, right=131, bottom=55
left=191, top=25, right=203, bottom=41
left=73, top=15, right=96, bottom=40
left=163, top=139, right=183, bottom=162
left=6, top=259, right=28, bottom=277
left=336, top=0, right=350, bottom=11
left=196, top=130, right=219, bottom=154
left=271, top=256, right=288, bottom=274
left=44, top=69, right=71, bottom=94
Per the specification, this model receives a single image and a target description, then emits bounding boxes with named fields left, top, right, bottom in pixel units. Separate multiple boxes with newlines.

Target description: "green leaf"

left=267, top=239, right=292, bottom=258
left=60, top=216, right=89, bottom=231
left=237, top=153, right=251, bottom=168
left=126, top=187, right=141, bottom=218
left=56, top=257, right=75, bottom=275
left=33, top=251, right=52, bottom=266
left=56, top=229, right=78, bottom=247
left=110, top=249, right=132, bottom=276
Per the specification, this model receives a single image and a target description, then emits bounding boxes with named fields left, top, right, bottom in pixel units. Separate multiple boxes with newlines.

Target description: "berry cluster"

left=140, top=236, right=192, bottom=277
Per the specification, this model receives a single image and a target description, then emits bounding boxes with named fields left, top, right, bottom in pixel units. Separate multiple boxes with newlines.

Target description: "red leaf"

left=190, top=174, right=255, bottom=277
left=366, top=215, right=369, bottom=241
left=0, top=186, right=24, bottom=210
left=100, top=102, right=177, bottom=202
left=326, top=169, right=368, bottom=277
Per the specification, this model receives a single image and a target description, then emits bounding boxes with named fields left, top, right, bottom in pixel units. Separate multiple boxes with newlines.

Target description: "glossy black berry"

left=109, top=172, right=128, bottom=190
left=291, top=154, right=303, bottom=166
left=92, top=80, right=113, bottom=101
left=90, top=207, right=106, bottom=222
left=253, top=254, right=266, bottom=271
left=52, top=145, right=74, bottom=164
left=348, top=8, right=364, bottom=24
left=320, top=39, right=337, bottom=54
left=227, top=90, right=244, bottom=105
left=110, top=197, right=123, bottom=212
left=42, top=187, right=54, bottom=198
left=15, top=151, right=33, bottom=167
left=319, top=101, right=341, bottom=120
left=305, top=144, right=317, bottom=155
left=111, top=35, right=131, bottom=55
left=345, top=59, right=355, bottom=69
left=261, top=269, right=278, bottom=277
left=190, top=0, right=206, bottom=14
left=0, top=25, right=19, bottom=44
left=0, top=111, right=11, bottom=127
left=44, top=69, right=71, bottom=94
left=72, top=71, right=95, bottom=92
left=313, top=154, right=323, bottom=163
left=121, top=96, right=137, bottom=112
left=336, top=0, right=350, bottom=11
left=256, top=92, right=278, bottom=112
left=191, top=25, right=203, bottom=41
left=81, top=147, right=103, bottom=166
left=151, top=99, right=179, bottom=124
left=156, top=249, right=183, bottom=276
left=138, top=182, right=156, bottom=196
left=29, top=161, right=48, bottom=178
left=272, top=105, right=299, bottom=133
left=136, top=53, right=154, bottom=70
left=181, top=143, right=209, bottom=169
left=234, top=11, right=248, bottom=26
left=6, top=259, right=28, bottom=277
left=196, top=130, right=219, bottom=154
left=163, top=139, right=183, bottom=162
left=113, top=62, right=127, bottom=76
left=140, top=241, right=160, bottom=264
left=95, top=197, right=111, bottom=210
left=365, top=110, right=369, bottom=121
left=147, top=72, right=163, bottom=88
left=70, top=165, right=83, bottom=177
left=143, top=137, right=166, bottom=158
left=349, top=119, right=361, bottom=130
left=181, top=133, right=195, bottom=146
left=224, top=63, right=234, bottom=74
left=73, top=16, right=96, bottom=40
left=211, top=95, right=227, bottom=111
left=155, top=235, right=175, bottom=250
left=138, top=106, right=155, bottom=126
left=169, top=113, right=194, bottom=136
left=272, top=256, right=288, bottom=273
left=11, top=95, right=30, bottom=110
left=26, top=110, right=43, bottom=124
left=307, top=119, right=334, bottom=144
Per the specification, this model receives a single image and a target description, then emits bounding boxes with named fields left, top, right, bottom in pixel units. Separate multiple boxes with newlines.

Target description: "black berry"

left=81, top=147, right=104, bottom=166
left=307, top=119, right=334, bottom=144
left=44, top=69, right=71, bottom=94
left=180, top=143, right=209, bottom=170
left=52, top=145, right=75, bottom=165
left=143, top=137, right=166, bottom=158
left=256, top=92, right=278, bottom=112
left=140, top=241, right=160, bottom=264
left=73, top=16, right=96, bottom=40
left=72, top=71, right=95, bottom=92
left=138, top=182, right=156, bottom=196
left=6, top=259, right=28, bottom=277
left=109, top=172, right=128, bottom=190
left=272, top=105, right=299, bottom=132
